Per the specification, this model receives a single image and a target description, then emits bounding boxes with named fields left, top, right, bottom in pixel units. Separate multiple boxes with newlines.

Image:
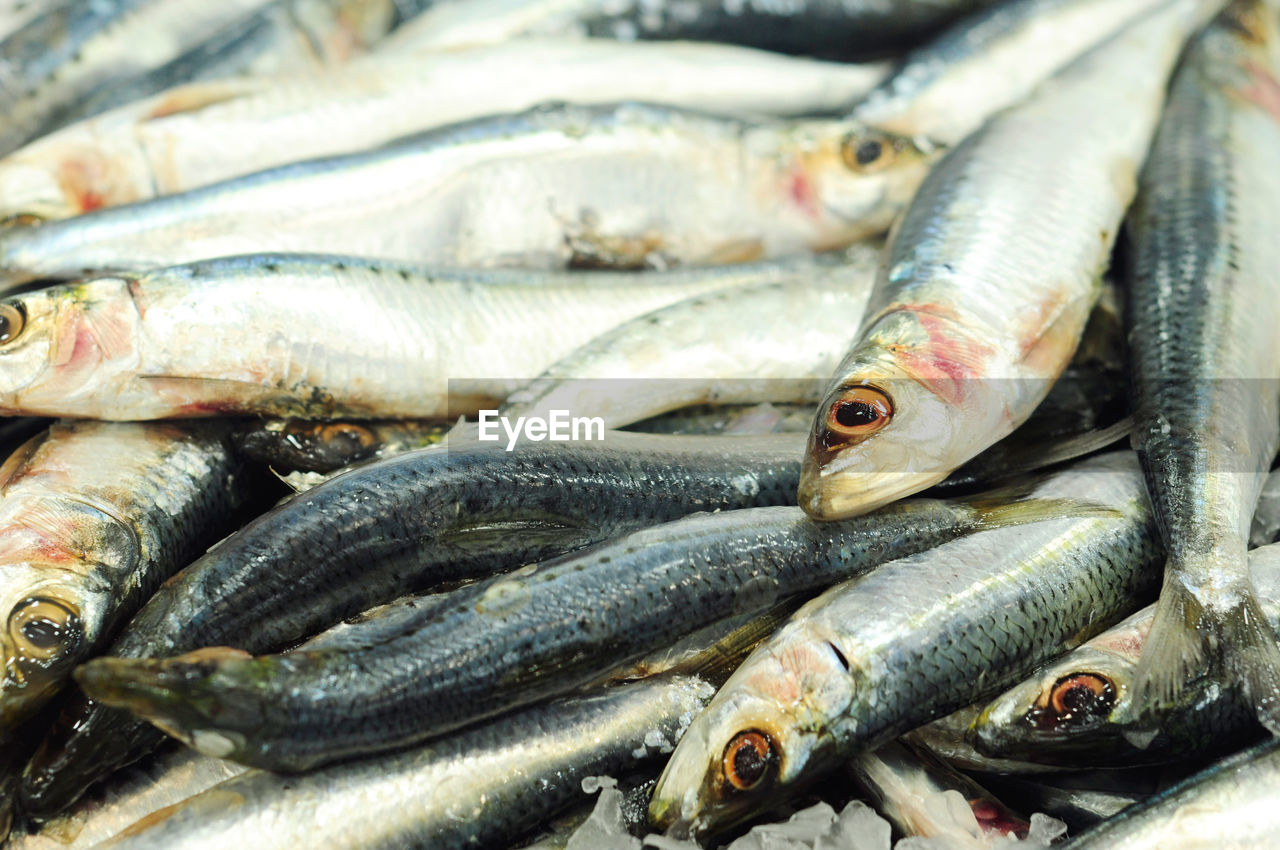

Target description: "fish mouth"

left=798, top=460, right=945, bottom=520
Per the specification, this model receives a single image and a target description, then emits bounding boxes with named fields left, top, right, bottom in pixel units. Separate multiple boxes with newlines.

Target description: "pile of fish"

left=0, top=0, right=1279, bottom=846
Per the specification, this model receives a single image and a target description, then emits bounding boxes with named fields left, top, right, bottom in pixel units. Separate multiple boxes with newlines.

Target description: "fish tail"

left=1129, top=571, right=1280, bottom=735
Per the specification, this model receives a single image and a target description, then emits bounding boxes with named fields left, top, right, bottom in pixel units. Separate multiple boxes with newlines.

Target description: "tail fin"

left=1127, top=569, right=1280, bottom=736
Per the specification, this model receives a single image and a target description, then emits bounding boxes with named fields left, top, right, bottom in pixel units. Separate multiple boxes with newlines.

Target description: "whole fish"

left=649, top=452, right=1162, bottom=838
left=798, top=0, right=1220, bottom=520
left=0, top=0, right=273, bottom=157
left=19, top=431, right=805, bottom=816
left=0, top=40, right=888, bottom=222
left=501, top=246, right=880, bottom=430
left=1123, top=0, right=1280, bottom=732
left=388, top=0, right=999, bottom=58
left=1057, top=737, right=1280, bottom=848
left=233, top=418, right=449, bottom=473
left=95, top=675, right=714, bottom=850
left=968, top=541, right=1280, bottom=767
left=0, top=421, right=250, bottom=733
left=76, top=489, right=1078, bottom=771
left=0, top=103, right=932, bottom=286
left=0, top=253, right=763, bottom=419
left=847, top=0, right=1173, bottom=145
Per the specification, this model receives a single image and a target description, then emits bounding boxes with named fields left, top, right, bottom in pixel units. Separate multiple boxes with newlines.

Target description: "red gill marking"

left=1241, top=59, right=1280, bottom=124
left=787, top=162, right=819, bottom=219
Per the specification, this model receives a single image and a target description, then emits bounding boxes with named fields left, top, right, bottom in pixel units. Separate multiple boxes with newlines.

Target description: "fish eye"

left=317, top=423, right=377, bottom=450
left=825, top=386, right=893, bottom=440
left=722, top=730, right=775, bottom=792
left=1027, top=673, right=1115, bottom=730
left=841, top=132, right=898, bottom=172
left=0, top=302, right=26, bottom=346
left=8, top=597, right=82, bottom=661
left=0, top=213, right=44, bottom=229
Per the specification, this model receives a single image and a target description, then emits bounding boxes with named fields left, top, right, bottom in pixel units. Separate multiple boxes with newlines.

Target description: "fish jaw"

left=649, top=636, right=851, bottom=838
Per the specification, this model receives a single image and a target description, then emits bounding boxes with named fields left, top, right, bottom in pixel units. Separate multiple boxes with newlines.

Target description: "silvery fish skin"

left=1123, top=0, right=1280, bottom=731
left=798, top=0, right=1218, bottom=521
left=901, top=708, right=1071, bottom=776
left=0, top=0, right=273, bottom=157
left=848, top=0, right=1171, bottom=145
left=233, top=418, right=449, bottom=473
left=95, top=675, right=715, bottom=850
left=1057, top=737, right=1280, bottom=849
left=53, top=0, right=406, bottom=130
left=848, top=740, right=1034, bottom=845
left=0, top=421, right=247, bottom=733
left=0, top=103, right=932, bottom=286
left=0, top=0, right=40, bottom=40
left=388, top=0, right=998, bottom=58
left=74, top=488, right=1073, bottom=771
left=650, top=452, right=1162, bottom=838
left=1251, top=468, right=1280, bottom=548
left=0, top=40, right=888, bottom=222
left=0, top=253, right=760, bottom=419
left=501, top=246, right=879, bottom=430
left=969, top=540, right=1280, bottom=767
left=19, top=431, right=804, bottom=816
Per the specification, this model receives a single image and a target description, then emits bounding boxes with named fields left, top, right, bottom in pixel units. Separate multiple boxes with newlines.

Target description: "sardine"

left=19, top=431, right=805, bottom=816
left=75, top=488, right=1079, bottom=770
left=501, top=246, right=879, bottom=430
left=969, top=540, right=1280, bottom=767
left=649, top=452, right=1162, bottom=838
left=1057, top=737, right=1280, bottom=848
left=798, top=0, right=1221, bottom=520
left=0, top=103, right=932, bottom=285
left=1123, top=0, right=1280, bottom=731
left=0, top=421, right=250, bottom=733
left=0, top=253, right=764, bottom=419
left=0, top=40, right=888, bottom=221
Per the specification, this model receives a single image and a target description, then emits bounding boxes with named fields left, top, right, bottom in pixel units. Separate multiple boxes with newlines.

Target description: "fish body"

left=799, top=0, right=1220, bottom=520
left=19, top=431, right=804, bottom=815
left=0, top=253, right=766, bottom=419
left=0, top=421, right=247, bottom=731
left=0, top=39, right=888, bottom=222
left=1123, top=0, right=1280, bottom=730
left=650, top=452, right=1162, bottom=838
left=0, top=103, right=931, bottom=285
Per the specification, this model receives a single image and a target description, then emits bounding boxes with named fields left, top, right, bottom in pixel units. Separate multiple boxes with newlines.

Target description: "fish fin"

left=959, top=479, right=1121, bottom=531
left=1023, top=417, right=1133, bottom=469
left=143, top=79, right=257, bottom=120
left=1128, top=572, right=1280, bottom=735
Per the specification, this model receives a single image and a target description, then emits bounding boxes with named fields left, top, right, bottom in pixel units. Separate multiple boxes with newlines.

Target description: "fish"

left=18, top=431, right=806, bottom=816
left=968, top=540, right=1280, bottom=768
left=0, top=421, right=251, bottom=733
left=0, top=0, right=41, bottom=40
left=1056, top=737, right=1280, bottom=848
left=798, top=0, right=1222, bottom=520
left=0, top=253, right=767, bottom=419
left=232, top=418, right=449, bottom=473
left=628, top=403, right=816, bottom=437
left=0, top=39, right=888, bottom=222
left=847, top=0, right=1175, bottom=145
left=649, top=452, right=1162, bottom=838
left=0, top=0, right=275, bottom=157
left=500, top=245, right=880, bottom=431
left=1123, top=0, right=1280, bottom=732
left=386, top=0, right=1001, bottom=59
left=1251, top=467, right=1280, bottom=548
left=75, top=488, right=1083, bottom=770
left=0, top=103, right=932, bottom=286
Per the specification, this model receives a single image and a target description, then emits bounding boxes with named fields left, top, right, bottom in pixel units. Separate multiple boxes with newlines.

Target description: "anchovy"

left=0, top=253, right=765, bottom=419
left=0, top=40, right=887, bottom=222
left=649, top=452, right=1162, bottom=838
left=0, top=421, right=250, bottom=733
left=18, top=431, right=804, bottom=816
left=1123, top=0, right=1280, bottom=732
left=94, top=675, right=715, bottom=850
left=969, top=540, right=1280, bottom=768
left=501, top=246, right=880, bottom=430
left=0, top=0, right=274, bottom=157
left=799, top=0, right=1221, bottom=520
left=1058, top=737, right=1280, bottom=848
left=848, top=0, right=1172, bottom=145
left=0, top=103, right=932, bottom=286
left=75, top=488, right=1077, bottom=770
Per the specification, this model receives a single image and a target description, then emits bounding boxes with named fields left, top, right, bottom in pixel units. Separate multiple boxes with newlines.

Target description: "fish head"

left=649, top=630, right=854, bottom=839
left=0, top=570, right=91, bottom=731
left=0, top=277, right=140, bottom=416
left=799, top=309, right=1013, bottom=519
left=969, top=645, right=1135, bottom=765
left=796, top=122, right=937, bottom=243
